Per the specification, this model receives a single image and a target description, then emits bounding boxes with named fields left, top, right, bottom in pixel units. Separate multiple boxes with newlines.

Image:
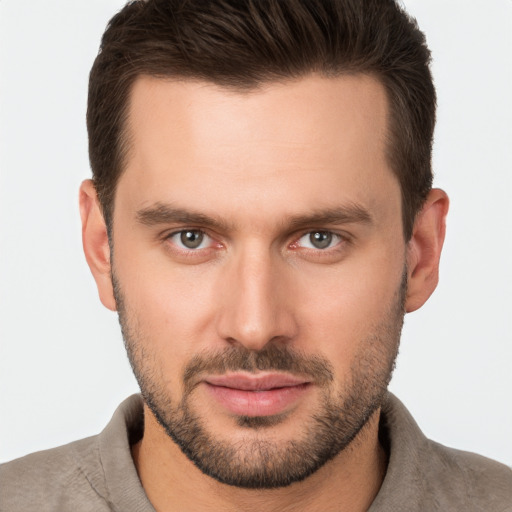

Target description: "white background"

left=0, top=1, right=511, bottom=465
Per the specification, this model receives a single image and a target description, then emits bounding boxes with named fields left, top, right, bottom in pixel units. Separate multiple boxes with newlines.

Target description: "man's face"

left=111, top=74, right=406, bottom=488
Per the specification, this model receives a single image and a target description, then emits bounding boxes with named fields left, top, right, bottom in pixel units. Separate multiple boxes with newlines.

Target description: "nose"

left=215, top=243, right=298, bottom=351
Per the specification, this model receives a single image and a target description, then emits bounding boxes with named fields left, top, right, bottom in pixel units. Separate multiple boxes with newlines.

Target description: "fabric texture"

left=1, top=393, right=511, bottom=511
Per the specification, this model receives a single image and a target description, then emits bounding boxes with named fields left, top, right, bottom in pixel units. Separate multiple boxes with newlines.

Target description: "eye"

left=168, top=230, right=212, bottom=250
left=297, top=231, right=342, bottom=250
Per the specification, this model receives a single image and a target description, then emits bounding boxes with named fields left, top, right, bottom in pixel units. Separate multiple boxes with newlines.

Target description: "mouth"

left=203, top=373, right=312, bottom=417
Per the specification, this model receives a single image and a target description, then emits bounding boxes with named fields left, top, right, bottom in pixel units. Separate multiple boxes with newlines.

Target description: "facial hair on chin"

left=113, top=270, right=406, bottom=489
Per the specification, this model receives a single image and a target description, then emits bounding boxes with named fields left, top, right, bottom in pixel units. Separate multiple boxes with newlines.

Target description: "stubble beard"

left=113, top=272, right=406, bottom=489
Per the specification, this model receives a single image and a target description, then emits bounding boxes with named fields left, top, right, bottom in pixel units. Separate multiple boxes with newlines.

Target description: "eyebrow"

left=135, top=202, right=372, bottom=232
left=136, top=203, right=231, bottom=232
left=286, top=205, right=372, bottom=230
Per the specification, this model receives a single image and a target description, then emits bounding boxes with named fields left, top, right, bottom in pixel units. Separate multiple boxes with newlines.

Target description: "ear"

left=79, top=179, right=116, bottom=311
left=405, top=188, right=449, bottom=313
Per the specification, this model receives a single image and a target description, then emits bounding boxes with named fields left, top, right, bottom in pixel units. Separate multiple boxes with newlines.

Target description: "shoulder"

left=426, top=440, right=512, bottom=510
left=376, top=393, right=512, bottom=511
left=0, top=436, right=111, bottom=512
left=0, top=395, right=147, bottom=512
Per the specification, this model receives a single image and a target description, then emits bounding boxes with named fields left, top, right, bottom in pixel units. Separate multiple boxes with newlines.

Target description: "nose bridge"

left=216, top=241, right=294, bottom=350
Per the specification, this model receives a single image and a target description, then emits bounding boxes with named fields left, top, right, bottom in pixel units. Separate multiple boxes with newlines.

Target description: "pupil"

left=310, top=231, right=332, bottom=249
left=181, top=230, right=203, bottom=249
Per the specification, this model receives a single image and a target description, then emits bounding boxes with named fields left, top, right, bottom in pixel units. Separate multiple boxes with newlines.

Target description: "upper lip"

left=204, top=373, right=310, bottom=391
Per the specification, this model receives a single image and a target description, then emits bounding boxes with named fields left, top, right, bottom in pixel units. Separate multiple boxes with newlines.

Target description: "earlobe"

left=79, top=179, right=117, bottom=311
left=405, top=188, right=449, bottom=313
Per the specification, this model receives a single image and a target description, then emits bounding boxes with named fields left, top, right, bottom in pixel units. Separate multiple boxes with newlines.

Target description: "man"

left=1, top=0, right=511, bottom=510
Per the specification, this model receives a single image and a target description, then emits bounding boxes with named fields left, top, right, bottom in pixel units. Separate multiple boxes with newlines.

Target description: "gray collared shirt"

left=1, top=393, right=511, bottom=511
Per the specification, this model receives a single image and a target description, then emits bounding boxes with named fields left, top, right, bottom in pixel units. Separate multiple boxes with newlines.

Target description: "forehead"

left=125, top=73, right=389, bottom=163
left=117, top=73, right=399, bottom=231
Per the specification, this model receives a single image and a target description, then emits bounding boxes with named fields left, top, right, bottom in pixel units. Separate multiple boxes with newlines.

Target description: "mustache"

left=183, top=344, right=334, bottom=392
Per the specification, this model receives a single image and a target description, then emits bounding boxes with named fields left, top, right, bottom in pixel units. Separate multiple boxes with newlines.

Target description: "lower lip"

left=204, top=382, right=310, bottom=417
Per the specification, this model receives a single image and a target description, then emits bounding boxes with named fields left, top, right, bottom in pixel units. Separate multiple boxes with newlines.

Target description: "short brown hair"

left=88, top=0, right=435, bottom=240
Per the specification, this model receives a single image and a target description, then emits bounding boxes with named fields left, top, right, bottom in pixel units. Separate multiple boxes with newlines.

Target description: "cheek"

left=114, top=247, right=220, bottom=366
left=292, top=252, right=404, bottom=365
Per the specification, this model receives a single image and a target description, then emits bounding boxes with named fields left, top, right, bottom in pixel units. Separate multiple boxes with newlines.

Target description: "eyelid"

left=164, top=228, right=216, bottom=250
left=291, top=229, right=348, bottom=249
left=161, top=227, right=349, bottom=254
left=163, top=227, right=209, bottom=239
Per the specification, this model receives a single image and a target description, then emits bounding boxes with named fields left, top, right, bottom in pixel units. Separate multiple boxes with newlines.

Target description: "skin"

left=80, top=74, right=448, bottom=511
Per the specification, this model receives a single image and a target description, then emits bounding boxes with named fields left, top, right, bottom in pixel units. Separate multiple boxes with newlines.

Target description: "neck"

left=132, top=405, right=387, bottom=512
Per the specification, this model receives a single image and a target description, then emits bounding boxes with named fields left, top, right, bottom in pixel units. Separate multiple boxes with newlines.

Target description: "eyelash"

left=166, top=230, right=214, bottom=250
left=163, top=229, right=347, bottom=254
left=293, top=231, right=344, bottom=251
